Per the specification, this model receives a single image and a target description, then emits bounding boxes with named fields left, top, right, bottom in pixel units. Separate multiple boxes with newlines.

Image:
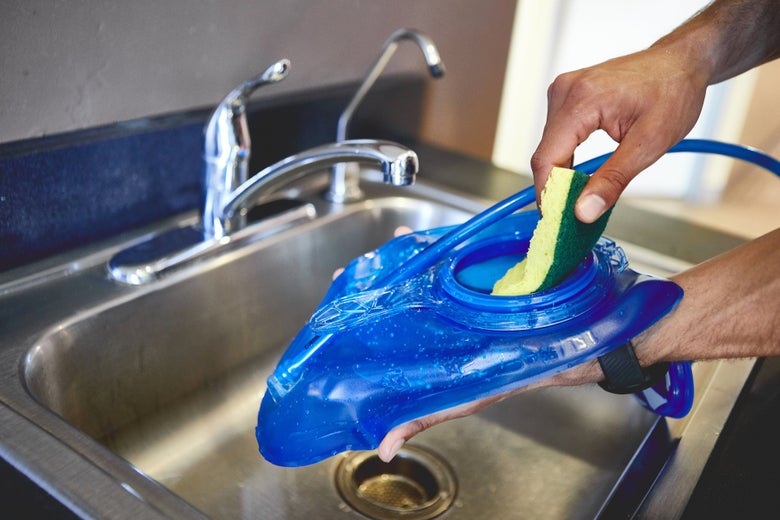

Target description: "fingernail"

left=380, top=439, right=405, bottom=462
left=576, top=194, right=606, bottom=223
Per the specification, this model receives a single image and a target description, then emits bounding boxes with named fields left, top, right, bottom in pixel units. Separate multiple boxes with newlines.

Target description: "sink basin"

left=0, top=170, right=755, bottom=519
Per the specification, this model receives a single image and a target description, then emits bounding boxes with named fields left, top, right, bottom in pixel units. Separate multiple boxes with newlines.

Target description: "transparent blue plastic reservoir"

left=257, top=139, right=780, bottom=467
left=256, top=210, right=683, bottom=467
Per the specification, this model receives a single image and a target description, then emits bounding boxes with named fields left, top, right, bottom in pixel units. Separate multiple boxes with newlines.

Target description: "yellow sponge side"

left=492, top=167, right=575, bottom=296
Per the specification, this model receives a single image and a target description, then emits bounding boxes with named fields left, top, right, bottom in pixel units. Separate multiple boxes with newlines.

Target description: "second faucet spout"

left=328, top=28, right=445, bottom=203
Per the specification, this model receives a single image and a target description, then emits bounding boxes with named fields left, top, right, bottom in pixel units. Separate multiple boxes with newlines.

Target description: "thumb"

left=575, top=137, right=667, bottom=223
left=574, top=161, right=632, bottom=223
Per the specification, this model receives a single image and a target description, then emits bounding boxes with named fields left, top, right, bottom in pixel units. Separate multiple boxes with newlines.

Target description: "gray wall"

left=1, top=0, right=515, bottom=158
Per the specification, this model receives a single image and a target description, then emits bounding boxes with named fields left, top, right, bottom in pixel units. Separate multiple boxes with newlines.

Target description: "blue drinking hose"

left=375, top=139, right=780, bottom=288
left=576, top=138, right=780, bottom=176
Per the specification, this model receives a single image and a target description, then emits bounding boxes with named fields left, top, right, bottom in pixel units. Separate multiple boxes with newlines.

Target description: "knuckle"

left=550, top=70, right=599, bottom=104
left=598, top=167, right=632, bottom=194
left=529, top=149, right=546, bottom=173
left=548, top=71, right=577, bottom=98
left=402, top=418, right=429, bottom=437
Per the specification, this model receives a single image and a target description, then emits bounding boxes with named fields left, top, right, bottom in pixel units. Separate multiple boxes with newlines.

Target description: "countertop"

left=683, top=356, right=780, bottom=518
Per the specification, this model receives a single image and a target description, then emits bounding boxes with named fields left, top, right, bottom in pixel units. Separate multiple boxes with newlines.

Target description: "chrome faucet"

left=202, top=58, right=418, bottom=239
left=108, top=58, right=420, bottom=284
left=327, top=28, right=445, bottom=203
left=218, top=139, right=418, bottom=227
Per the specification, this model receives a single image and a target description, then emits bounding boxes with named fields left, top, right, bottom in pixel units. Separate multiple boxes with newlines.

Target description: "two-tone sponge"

left=492, top=167, right=613, bottom=296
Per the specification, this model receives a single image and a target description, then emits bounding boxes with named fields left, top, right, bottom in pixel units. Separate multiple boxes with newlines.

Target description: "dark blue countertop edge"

left=0, top=75, right=425, bottom=274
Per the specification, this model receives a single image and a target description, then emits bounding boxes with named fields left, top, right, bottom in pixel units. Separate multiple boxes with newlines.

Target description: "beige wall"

left=0, top=0, right=515, bottom=159
left=723, top=59, right=780, bottom=206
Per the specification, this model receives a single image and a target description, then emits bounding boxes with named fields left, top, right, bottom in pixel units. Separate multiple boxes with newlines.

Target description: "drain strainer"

left=335, top=445, right=457, bottom=520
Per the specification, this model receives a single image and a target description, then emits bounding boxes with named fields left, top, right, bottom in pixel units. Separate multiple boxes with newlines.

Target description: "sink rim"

left=0, top=177, right=757, bottom=519
left=0, top=183, right=485, bottom=518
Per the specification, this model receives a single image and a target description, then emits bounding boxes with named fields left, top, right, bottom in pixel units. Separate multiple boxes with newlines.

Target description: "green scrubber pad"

left=491, top=167, right=613, bottom=296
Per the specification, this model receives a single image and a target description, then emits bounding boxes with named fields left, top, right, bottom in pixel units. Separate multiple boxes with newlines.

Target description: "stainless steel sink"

left=0, top=172, right=755, bottom=519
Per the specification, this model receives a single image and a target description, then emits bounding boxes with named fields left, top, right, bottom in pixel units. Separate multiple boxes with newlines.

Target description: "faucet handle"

left=204, top=59, right=290, bottom=162
left=203, top=59, right=290, bottom=239
left=232, top=59, right=290, bottom=108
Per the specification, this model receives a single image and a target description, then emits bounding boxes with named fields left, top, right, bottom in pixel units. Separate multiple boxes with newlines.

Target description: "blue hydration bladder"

left=257, top=140, right=780, bottom=467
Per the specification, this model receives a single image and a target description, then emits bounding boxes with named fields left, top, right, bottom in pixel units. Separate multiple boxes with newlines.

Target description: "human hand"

left=531, top=45, right=709, bottom=223
left=376, top=359, right=604, bottom=462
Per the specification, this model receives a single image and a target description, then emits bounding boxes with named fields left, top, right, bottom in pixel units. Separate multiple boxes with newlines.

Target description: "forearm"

left=652, top=0, right=780, bottom=84
left=548, top=227, right=780, bottom=388
left=638, top=227, right=780, bottom=363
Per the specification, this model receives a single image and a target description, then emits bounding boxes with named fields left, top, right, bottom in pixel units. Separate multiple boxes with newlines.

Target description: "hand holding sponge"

left=492, top=167, right=613, bottom=296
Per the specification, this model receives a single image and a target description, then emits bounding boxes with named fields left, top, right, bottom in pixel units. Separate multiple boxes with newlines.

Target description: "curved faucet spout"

left=220, top=139, right=418, bottom=224
left=336, top=29, right=445, bottom=143
left=329, top=28, right=445, bottom=203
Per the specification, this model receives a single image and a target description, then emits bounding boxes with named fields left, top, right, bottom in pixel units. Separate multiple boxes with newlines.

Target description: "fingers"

left=575, top=127, right=676, bottom=222
left=533, top=96, right=672, bottom=223
left=532, top=67, right=631, bottom=217
left=532, top=50, right=707, bottom=223
left=394, top=225, right=413, bottom=237
left=574, top=145, right=643, bottom=223
left=376, top=394, right=509, bottom=462
left=375, top=362, right=608, bottom=462
left=530, top=73, right=599, bottom=208
left=377, top=421, right=422, bottom=462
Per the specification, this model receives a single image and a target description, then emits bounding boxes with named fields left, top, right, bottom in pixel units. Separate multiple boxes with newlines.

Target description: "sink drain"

left=335, top=445, right=457, bottom=520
